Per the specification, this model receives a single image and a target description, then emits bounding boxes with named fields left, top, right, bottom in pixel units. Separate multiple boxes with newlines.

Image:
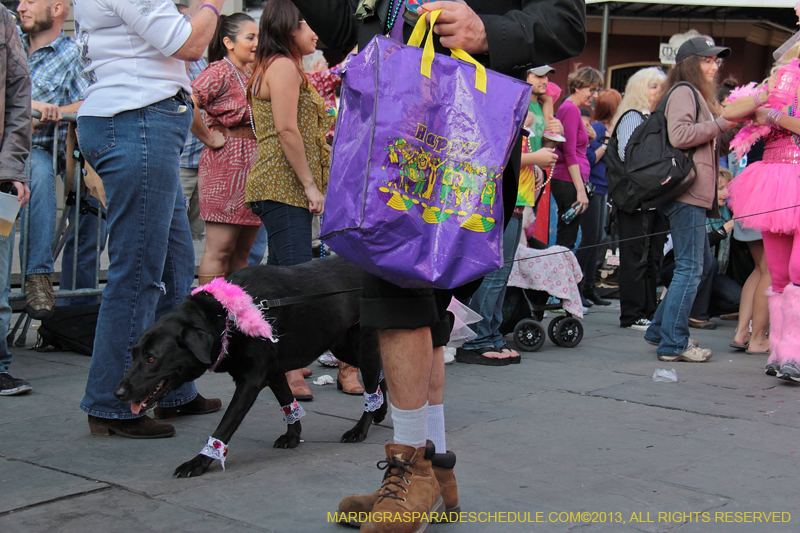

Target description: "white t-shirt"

left=74, top=0, right=193, bottom=117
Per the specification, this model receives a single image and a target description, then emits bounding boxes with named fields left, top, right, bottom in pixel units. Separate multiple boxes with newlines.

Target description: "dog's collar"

left=192, top=278, right=278, bottom=371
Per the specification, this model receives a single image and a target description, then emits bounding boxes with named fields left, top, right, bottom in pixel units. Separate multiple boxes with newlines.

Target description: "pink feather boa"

left=192, top=278, right=276, bottom=341
left=192, top=278, right=277, bottom=370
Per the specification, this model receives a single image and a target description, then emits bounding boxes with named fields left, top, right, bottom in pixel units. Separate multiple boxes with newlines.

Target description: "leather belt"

left=210, top=125, right=256, bottom=140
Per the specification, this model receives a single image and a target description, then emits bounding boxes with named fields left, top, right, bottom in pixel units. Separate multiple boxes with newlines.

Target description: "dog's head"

left=114, top=304, right=220, bottom=415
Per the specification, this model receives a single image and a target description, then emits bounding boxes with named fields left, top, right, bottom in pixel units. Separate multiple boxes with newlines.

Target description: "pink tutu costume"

left=728, top=125, right=800, bottom=235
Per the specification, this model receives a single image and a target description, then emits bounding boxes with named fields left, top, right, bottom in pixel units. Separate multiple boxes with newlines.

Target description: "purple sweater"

left=552, top=99, right=589, bottom=184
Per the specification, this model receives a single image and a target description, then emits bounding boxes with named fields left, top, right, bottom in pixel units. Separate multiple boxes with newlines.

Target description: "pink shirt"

left=551, top=99, right=589, bottom=183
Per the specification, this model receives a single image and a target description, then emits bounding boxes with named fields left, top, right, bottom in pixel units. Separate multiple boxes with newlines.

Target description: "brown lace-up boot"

left=358, top=440, right=443, bottom=533
left=338, top=451, right=460, bottom=526
left=24, top=273, right=56, bottom=319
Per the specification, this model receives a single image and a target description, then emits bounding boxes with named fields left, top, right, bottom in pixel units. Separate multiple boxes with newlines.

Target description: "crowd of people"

left=1, top=0, right=800, bottom=531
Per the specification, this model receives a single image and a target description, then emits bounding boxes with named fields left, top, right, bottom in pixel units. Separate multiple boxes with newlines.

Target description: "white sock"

left=391, top=401, right=428, bottom=448
left=427, top=403, right=446, bottom=454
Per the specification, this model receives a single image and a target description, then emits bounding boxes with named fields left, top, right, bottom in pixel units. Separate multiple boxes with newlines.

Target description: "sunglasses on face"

left=701, top=57, right=723, bottom=67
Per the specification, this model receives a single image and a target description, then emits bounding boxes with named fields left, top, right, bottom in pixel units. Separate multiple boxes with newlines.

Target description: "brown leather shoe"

left=338, top=451, right=460, bottom=525
left=360, top=441, right=443, bottom=533
left=300, top=367, right=313, bottom=378
left=337, top=362, right=365, bottom=395
left=153, top=393, right=222, bottom=419
left=287, top=369, right=313, bottom=401
left=88, top=414, right=175, bottom=439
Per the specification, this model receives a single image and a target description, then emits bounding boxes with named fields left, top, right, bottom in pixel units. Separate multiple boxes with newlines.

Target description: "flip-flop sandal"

left=745, top=348, right=771, bottom=356
left=496, top=344, right=521, bottom=364
left=455, top=347, right=511, bottom=366
left=729, top=341, right=748, bottom=350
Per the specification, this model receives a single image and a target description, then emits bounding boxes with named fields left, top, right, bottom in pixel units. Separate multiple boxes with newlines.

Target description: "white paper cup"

left=0, top=191, right=21, bottom=237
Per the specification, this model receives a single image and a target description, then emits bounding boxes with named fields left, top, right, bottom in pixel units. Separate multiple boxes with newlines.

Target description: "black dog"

left=113, top=256, right=386, bottom=477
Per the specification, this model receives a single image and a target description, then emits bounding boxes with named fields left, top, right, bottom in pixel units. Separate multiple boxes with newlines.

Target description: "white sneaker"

left=628, top=318, right=651, bottom=331
left=317, top=351, right=339, bottom=367
left=658, top=346, right=712, bottom=363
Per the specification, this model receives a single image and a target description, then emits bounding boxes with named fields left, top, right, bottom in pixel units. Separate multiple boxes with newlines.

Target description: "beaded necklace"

left=224, top=57, right=258, bottom=140
left=385, top=0, right=404, bottom=36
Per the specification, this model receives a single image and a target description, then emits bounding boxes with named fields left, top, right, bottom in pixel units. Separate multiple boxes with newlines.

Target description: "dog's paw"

left=340, top=427, right=368, bottom=443
left=273, top=433, right=301, bottom=449
left=173, top=455, right=214, bottom=478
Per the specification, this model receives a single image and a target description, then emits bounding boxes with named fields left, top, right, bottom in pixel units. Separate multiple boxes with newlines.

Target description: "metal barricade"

left=7, top=111, right=107, bottom=346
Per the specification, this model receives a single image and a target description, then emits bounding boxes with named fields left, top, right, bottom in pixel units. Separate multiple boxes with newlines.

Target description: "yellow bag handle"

left=407, top=9, right=487, bottom=94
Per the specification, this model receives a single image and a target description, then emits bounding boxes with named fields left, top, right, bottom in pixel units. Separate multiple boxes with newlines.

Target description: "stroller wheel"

left=548, top=316, right=565, bottom=345
left=555, top=317, right=583, bottom=348
left=514, top=318, right=546, bottom=352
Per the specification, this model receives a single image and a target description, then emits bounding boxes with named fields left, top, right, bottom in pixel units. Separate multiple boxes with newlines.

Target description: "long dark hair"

left=208, top=13, right=255, bottom=64
left=654, top=55, right=720, bottom=116
left=248, top=0, right=306, bottom=100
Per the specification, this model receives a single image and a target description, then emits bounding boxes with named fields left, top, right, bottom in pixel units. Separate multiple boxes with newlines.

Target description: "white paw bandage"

left=281, top=400, right=306, bottom=424
left=199, top=436, right=229, bottom=470
left=363, top=386, right=384, bottom=412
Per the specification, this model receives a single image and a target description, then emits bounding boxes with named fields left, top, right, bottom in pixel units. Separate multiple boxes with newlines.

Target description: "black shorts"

left=360, top=273, right=482, bottom=347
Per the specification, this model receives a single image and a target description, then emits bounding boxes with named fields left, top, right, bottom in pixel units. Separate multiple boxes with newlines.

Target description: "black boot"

left=584, top=285, right=611, bottom=306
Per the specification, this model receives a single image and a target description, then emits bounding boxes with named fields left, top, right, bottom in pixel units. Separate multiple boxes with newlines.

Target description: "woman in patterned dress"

left=190, top=13, right=263, bottom=284
left=246, top=0, right=334, bottom=400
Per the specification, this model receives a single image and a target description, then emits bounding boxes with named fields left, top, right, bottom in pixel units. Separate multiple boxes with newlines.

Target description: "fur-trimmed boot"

left=765, top=288, right=784, bottom=376
left=777, top=283, right=800, bottom=381
left=198, top=272, right=228, bottom=286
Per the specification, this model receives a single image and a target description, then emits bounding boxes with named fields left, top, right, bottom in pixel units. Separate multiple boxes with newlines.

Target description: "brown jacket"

left=664, top=84, right=729, bottom=217
left=0, top=6, right=31, bottom=183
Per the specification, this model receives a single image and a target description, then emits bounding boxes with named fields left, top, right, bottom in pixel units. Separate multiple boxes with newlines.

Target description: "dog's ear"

left=181, top=327, right=216, bottom=365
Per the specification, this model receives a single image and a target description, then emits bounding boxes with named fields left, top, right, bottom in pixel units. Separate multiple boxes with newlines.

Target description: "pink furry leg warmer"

left=765, top=288, right=784, bottom=375
left=777, top=283, right=800, bottom=371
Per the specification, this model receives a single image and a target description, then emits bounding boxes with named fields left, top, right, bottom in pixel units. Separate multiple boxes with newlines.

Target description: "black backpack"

left=606, top=109, right=646, bottom=214
left=607, top=82, right=701, bottom=212
left=36, top=304, right=99, bottom=356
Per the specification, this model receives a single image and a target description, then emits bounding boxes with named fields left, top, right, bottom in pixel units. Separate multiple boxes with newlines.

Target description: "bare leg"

left=749, top=240, right=772, bottom=353
left=428, top=346, right=444, bottom=406
left=734, top=262, right=758, bottom=346
left=229, top=225, right=260, bottom=274
left=199, top=222, right=240, bottom=278
left=379, top=327, right=432, bottom=411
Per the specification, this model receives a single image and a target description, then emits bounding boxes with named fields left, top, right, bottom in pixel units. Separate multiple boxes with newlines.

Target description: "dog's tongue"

left=130, top=402, right=143, bottom=415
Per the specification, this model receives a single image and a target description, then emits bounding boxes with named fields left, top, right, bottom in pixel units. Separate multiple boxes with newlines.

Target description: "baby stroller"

left=501, top=236, right=584, bottom=352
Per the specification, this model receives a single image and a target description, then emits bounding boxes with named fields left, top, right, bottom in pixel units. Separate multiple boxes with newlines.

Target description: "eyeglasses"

left=585, top=88, right=600, bottom=94
left=701, top=57, right=724, bottom=67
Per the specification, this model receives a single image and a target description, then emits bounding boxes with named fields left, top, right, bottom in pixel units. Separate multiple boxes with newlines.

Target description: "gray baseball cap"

left=528, top=65, right=555, bottom=76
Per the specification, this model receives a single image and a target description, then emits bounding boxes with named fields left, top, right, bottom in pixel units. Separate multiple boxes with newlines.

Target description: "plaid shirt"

left=22, top=31, right=88, bottom=154
left=180, top=58, right=208, bottom=169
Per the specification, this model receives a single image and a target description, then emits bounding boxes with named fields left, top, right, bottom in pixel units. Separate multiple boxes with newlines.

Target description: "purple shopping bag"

left=321, top=10, right=531, bottom=289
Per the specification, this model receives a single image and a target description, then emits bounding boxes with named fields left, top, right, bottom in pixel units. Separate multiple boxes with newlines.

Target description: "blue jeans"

left=0, top=231, right=14, bottom=373
left=20, top=147, right=57, bottom=275
left=250, top=200, right=312, bottom=266
left=462, top=216, right=522, bottom=350
left=644, top=201, right=712, bottom=357
left=59, top=194, right=108, bottom=306
left=248, top=224, right=268, bottom=266
left=77, top=95, right=197, bottom=419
